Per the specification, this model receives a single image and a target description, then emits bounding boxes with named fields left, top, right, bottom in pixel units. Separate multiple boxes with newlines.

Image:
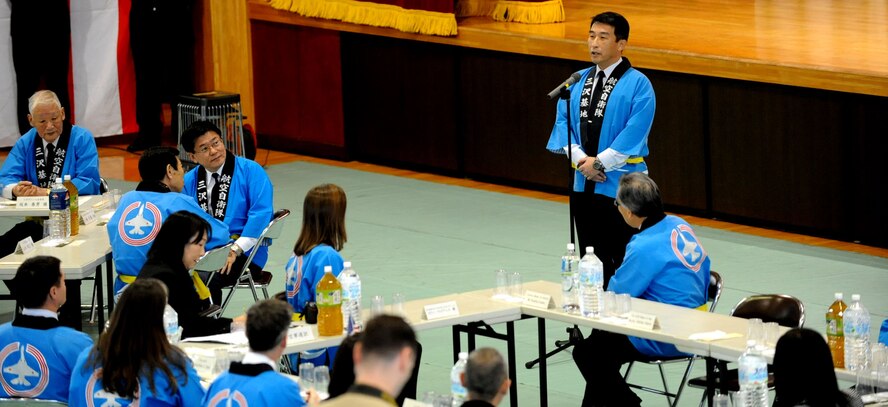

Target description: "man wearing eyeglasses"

left=179, top=120, right=274, bottom=305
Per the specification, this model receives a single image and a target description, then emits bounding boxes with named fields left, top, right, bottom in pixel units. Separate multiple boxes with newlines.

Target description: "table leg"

left=105, top=253, right=114, bottom=315
left=452, top=326, right=461, bottom=364
left=95, top=264, right=105, bottom=331
left=537, top=317, right=548, bottom=407
left=507, top=321, right=517, bottom=407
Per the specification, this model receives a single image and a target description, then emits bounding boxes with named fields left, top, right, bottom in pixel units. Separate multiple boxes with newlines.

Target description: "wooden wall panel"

left=341, top=34, right=459, bottom=172
left=646, top=71, right=708, bottom=211
left=708, top=80, right=845, bottom=232
left=459, top=50, right=579, bottom=190
left=847, top=95, right=888, bottom=247
left=251, top=22, right=345, bottom=156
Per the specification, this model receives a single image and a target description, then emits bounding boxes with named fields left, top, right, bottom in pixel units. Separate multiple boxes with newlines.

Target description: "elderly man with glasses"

left=572, top=173, right=711, bottom=407
left=179, top=120, right=274, bottom=305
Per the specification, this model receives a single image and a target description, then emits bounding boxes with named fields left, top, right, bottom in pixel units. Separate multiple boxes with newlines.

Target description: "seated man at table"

left=461, top=348, right=511, bottom=407
left=179, top=121, right=274, bottom=304
left=108, top=146, right=229, bottom=299
left=0, top=256, right=93, bottom=402
left=0, top=90, right=101, bottom=257
left=572, top=172, right=710, bottom=407
left=322, top=315, right=417, bottom=407
left=203, top=299, right=312, bottom=407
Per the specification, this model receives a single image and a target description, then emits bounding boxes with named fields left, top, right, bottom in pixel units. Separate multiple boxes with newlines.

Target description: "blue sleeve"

left=239, top=161, right=274, bottom=239
left=176, top=194, right=231, bottom=248
left=546, top=68, right=591, bottom=154
left=294, top=248, right=344, bottom=314
left=880, top=319, right=888, bottom=346
left=0, top=136, right=31, bottom=187
left=608, top=242, right=656, bottom=297
left=68, top=127, right=101, bottom=195
left=175, top=362, right=207, bottom=406
left=609, top=77, right=656, bottom=156
left=58, top=330, right=94, bottom=373
left=183, top=168, right=198, bottom=197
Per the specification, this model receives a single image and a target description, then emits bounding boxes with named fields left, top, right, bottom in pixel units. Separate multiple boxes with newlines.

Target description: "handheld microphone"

left=546, top=73, right=582, bottom=100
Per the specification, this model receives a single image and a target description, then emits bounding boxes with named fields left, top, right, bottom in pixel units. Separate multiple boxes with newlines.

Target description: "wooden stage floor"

left=250, top=0, right=888, bottom=97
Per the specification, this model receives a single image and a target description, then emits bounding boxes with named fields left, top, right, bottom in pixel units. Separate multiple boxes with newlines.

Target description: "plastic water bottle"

left=339, top=261, right=364, bottom=333
left=63, top=175, right=79, bottom=236
left=826, top=292, right=847, bottom=368
left=48, top=177, right=70, bottom=241
left=450, top=352, right=468, bottom=407
left=163, top=304, right=179, bottom=344
left=561, top=243, right=580, bottom=313
left=737, top=340, right=769, bottom=406
left=578, top=246, right=604, bottom=318
left=843, top=294, right=871, bottom=372
left=316, top=266, right=343, bottom=336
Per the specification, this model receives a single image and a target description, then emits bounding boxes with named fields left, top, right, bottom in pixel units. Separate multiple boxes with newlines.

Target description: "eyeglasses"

left=614, top=199, right=622, bottom=207
left=195, top=138, right=223, bottom=155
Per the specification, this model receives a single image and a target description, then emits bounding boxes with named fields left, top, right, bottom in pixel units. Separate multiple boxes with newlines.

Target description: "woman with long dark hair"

left=773, top=328, right=863, bottom=407
left=68, top=278, right=205, bottom=405
left=138, top=210, right=233, bottom=338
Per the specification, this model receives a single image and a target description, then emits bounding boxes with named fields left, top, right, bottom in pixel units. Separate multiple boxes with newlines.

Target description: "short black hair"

left=179, top=120, right=223, bottom=153
left=361, top=315, right=417, bottom=360
left=591, top=11, right=630, bottom=41
left=11, top=256, right=62, bottom=308
left=138, top=147, right=180, bottom=183
left=246, top=299, right=293, bottom=352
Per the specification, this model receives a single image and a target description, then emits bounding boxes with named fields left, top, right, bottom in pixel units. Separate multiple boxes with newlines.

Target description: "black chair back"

left=731, top=294, right=805, bottom=328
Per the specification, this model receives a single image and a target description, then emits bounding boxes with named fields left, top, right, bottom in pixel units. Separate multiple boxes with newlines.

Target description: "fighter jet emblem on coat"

left=3, top=347, right=38, bottom=386
left=124, top=203, right=153, bottom=235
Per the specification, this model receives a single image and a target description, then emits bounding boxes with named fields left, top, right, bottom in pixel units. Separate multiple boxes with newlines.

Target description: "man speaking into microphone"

left=545, top=11, right=656, bottom=288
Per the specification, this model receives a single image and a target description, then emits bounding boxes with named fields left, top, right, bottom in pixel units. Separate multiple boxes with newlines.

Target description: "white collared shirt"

left=202, top=162, right=258, bottom=254
left=241, top=351, right=276, bottom=370
left=21, top=308, right=59, bottom=320
left=2, top=139, right=60, bottom=199
left=563, top=57, right=630, bottom=171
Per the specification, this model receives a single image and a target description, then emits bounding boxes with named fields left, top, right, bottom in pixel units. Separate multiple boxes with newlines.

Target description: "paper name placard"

left=402, top=398, right=433, bottom=407
left=522, top=290, right=555, bottom=309
left=626, top=311, right=659, bottom=330
left=15, top=196, right=48, bottom=209
left=183, top=349, right=217, bottom=376
left=15, top=236, right=35, bottom=254
left=287, top=325, right=315, bottom=343
left=80, top=208, right=97, bottom=225
left=421, top=301, right=460, bottom=320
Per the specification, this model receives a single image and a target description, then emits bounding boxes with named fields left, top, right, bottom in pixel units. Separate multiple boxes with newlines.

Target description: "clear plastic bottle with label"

left=578, top=246, right=604, bottom=318
left=163, top=304, right=180, bottom=344
left=561, top=243, right=580, bottom=313
left=737, top=340, right=769, bottom=407
left=339, top=261, right=364, bottom=333
left=450, top=352, right=468, bottom=407
left=843, top=294, right=871, bottom=372
left=48, top=177, right=70, bottom=241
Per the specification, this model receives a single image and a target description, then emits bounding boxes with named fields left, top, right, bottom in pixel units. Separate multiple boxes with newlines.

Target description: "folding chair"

left=688, top=293, right=806, bottom=406
left=216, top=209, right=290, bottom=315
left=622, top=271, right=724, bottom=407
left=193, top=242, right=234, bottom=318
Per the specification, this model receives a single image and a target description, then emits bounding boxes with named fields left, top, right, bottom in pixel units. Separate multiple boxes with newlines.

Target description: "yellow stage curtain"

left=267, top=0, right=458, bottom=36
left=456, top=0, right=564, bottom=24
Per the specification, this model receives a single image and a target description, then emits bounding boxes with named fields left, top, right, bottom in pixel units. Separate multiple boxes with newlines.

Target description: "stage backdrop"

left=0, top=0, right=137, bottom=148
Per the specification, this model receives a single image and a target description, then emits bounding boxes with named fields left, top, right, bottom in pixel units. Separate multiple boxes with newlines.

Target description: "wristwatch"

left=230, top=244, right=244, bottom=257
left=592, top=159, right=605, bottom=172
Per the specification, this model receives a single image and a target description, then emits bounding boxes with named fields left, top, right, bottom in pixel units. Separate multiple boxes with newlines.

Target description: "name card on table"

left=403, top=398, right=433, bottom=407
left=626, top=311, right=660, bottom=330
left=522, top=290, right=555, bottom=309
left=183, top=348, right=217, bottom=377
left=15, top=196, right=48, bottom=209
left=287, top=325, right=315, bottom=343
left=80, top=208, right=98, bottom=225
left=15, top=236, right=35, bottom=254
left=422, top=301, right=460, bottom=320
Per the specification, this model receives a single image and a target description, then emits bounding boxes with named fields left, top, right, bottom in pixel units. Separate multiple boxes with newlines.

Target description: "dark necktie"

left=211, top=173, right=220, bottom=207
left=45, top=143, right=55, bottom=164
left=584, top=71, right=607, bottom=149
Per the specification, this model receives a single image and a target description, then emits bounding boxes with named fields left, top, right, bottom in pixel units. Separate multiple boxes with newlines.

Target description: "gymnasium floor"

left=1, top=143, right=885, bottom=406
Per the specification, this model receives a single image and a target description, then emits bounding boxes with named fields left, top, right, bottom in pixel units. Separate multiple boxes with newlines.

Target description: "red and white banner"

left=0, top=0, right=137, bottom=147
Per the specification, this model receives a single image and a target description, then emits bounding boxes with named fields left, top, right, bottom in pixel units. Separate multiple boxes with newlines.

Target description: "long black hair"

left=146, top=210, right=211, bottom=270
left=773, top=328, right=857, bottom=407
